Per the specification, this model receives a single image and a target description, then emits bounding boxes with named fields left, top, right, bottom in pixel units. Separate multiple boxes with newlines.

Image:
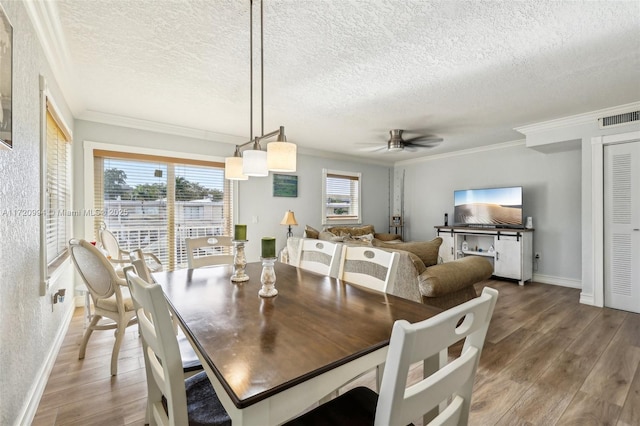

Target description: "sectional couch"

left=287, top=228, right=493, bottom=310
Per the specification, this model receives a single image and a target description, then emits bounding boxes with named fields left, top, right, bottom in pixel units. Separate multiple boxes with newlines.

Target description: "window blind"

left=45, top=111, right=71, bottom=266
left=322, top=169, right=361, bottom=224
left=93, top=151, right=232, bottom=271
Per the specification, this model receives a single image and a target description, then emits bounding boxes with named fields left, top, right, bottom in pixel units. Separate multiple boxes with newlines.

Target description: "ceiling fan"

left=361, top=129, right=443, bottom=153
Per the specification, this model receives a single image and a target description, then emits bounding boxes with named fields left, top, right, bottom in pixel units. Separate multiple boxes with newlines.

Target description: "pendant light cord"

left=249, top=0, right=253, bottom=141
left=261, top=0, right=264, bottom=137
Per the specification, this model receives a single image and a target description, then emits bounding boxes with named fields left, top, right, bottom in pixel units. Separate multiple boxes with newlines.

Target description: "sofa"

left=303, top=224, right=402, bottom=244
left=286, top=235, right=493, bottom=310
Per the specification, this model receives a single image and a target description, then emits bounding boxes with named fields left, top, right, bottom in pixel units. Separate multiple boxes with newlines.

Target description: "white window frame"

left=321, top=168, right=362, bottom=225
left=39, top=76, right=73, bottom=295
left=83, top=141, right=238, bottom=270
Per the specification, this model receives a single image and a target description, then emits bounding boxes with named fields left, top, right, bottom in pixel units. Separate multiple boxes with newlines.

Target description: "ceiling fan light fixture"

left=387, top=140, right=404, bottom=152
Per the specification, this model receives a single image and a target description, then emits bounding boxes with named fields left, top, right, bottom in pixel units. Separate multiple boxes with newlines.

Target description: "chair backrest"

left=375, top=287, right=499, bottom=426
left=185, top=236, right=234, bottom=268
left=100, top=228, right=125, bottom=260
left=69, top=238, right=123, bottom=303
left=338, top=246, right=399, bottom=293
left=125, top=268, right=190, bottom=425
left=130, top=248, right=155, bottom=283
left=296, top=239, right=341, bottom=277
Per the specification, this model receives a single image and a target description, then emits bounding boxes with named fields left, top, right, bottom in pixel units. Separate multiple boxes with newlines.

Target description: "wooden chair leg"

left=110, top=321, right=127, bottom=376
left=79, top=314, right=101, bottom=359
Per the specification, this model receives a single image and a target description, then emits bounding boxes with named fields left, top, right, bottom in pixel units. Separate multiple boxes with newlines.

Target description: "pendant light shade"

left=242, top=146, right=268, bottom=177
left=267, top=129, right=296, bottom=172
left=225, top=156, right=248, bottom=180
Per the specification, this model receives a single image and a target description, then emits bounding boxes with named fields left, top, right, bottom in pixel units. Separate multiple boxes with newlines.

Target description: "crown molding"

left=514, top=101, right=640, bottom=135
left=79, top=111, right=393, bottom=166
left=78, top=110, right=247, bottom=144
left=297, top=146, right=392, bottom=167
left=394, top=139, right=525, bottom=167
left=24, top=0, right=84, bottom=114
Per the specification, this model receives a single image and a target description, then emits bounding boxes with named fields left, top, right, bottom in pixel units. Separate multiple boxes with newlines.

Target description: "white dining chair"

left=283, top=286, right=499, bottom=426
left=124, top=268, right=231, bottom=426
left=338, top=245, right=399, bottom=293
left=185, top=236, right=234, bottom=268
left=100, top=226, right=163, bottom=276
left=126, top=257, right=203, bottom=377
left=296, top=239, right=341, bottom=277
left=69, top=239, right=138, bottom=376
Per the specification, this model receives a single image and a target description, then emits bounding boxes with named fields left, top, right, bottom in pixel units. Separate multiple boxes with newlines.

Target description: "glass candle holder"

left=258, top=257, right=278, bottom=297
left=231, top=240, right=250, bottom=283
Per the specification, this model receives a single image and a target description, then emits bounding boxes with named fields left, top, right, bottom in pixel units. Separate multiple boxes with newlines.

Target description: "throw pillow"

left=372, top=237, right=443, bottom=267
left=327, top=225, right=375, bottom=237
left=304, top=225, right=320, bottom=239
left=319, top=230, right=345, bottom=242
left=353, top=233, right=375, bottom=243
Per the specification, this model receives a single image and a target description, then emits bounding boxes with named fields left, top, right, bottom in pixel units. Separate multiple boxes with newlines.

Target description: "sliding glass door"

left=94, top=150, right=232, bottom=270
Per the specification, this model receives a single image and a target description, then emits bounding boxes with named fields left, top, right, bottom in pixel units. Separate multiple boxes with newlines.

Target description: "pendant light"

left=224, top=0, right=296, bottom=180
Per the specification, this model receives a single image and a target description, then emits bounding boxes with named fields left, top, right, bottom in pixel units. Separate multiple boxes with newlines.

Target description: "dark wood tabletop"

left=153, top=262, right=440, bottom=409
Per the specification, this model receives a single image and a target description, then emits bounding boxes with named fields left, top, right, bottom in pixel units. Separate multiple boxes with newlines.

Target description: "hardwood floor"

left=32, top=279, right=640, bottom=425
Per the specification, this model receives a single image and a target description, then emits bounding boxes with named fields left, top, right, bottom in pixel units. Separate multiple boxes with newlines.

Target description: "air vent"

left=598, top=110, right=640, bottom=129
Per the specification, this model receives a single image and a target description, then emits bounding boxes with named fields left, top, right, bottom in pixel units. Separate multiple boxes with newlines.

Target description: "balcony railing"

left=105, top=223, right=226, bottom=270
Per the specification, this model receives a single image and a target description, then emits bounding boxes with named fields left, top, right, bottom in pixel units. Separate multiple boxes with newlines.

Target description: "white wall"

left=73, top=120, right=392, bottom=262
left=396, top=141, right=582, bottom=285
left=238, top=154, right=392, bottom=260
left=0, top=1, right=76, bottom=424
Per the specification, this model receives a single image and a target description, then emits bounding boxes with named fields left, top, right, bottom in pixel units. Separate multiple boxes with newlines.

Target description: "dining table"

left=153, top=261, right=442, bottom=426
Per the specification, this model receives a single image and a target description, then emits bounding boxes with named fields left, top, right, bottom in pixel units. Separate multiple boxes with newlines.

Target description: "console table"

left=435, top=226, right=534, bottom=285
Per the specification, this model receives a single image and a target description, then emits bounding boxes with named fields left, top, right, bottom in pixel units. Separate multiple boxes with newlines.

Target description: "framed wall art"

left=0, top=4, right=12, bottom=149
left=273, top=174, right=298, bottom=197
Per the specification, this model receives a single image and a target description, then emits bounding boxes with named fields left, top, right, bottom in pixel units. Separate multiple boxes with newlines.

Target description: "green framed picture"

left=273, top=174, right=298, bottom=197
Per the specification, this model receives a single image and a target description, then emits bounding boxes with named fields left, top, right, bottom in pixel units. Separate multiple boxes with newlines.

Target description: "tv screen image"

left=454, top=186, right=523, bottom=227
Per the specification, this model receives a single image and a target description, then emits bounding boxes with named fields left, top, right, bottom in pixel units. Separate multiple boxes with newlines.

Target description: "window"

left=93, top=151, right=233, bottom=271
left=322, top=169, right=361, bottom=225
left=44, top=106, right=72, bottom=270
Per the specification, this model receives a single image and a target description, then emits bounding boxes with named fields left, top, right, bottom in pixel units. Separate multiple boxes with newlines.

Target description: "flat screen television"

left=453, top=186, right=523, bottom=228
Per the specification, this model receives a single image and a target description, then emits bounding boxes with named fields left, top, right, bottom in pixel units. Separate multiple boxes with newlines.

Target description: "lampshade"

left=280, top=210, right=298, bottom=226
left=243, top=149, right=268, bottom=177
left=267, top=141, right=297, bottom=172
left=225, top=156, right=248, bottom=180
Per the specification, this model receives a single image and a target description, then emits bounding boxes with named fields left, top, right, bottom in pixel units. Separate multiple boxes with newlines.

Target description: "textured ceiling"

left=40, top=0, right=640, bottom=163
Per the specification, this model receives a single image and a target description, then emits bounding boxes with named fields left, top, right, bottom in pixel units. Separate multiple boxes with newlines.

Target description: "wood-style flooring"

left=32, top=279, right=640, bottom=425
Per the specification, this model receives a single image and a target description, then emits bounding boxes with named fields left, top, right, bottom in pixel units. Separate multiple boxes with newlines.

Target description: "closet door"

left=604, top=141, right=640, bottom=313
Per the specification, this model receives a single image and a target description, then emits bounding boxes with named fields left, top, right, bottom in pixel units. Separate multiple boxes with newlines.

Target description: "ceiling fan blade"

left=403, top=136, right=443, bottom=144
left=357, top=145, right=388, bottom=153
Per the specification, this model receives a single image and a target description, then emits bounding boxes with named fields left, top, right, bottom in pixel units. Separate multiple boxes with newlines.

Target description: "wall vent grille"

left=599, top=111, right=640, bottom=129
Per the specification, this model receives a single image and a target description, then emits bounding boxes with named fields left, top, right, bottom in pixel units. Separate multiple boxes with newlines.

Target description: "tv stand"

left=435, top=226, right=534, bottom=285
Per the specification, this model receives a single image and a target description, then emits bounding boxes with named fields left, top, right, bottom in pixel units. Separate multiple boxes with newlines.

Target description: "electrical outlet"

left=535, top=252, right=541, bottom=260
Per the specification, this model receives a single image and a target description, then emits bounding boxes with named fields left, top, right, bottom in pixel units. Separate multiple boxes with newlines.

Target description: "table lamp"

left=280, top=210, right=298, bottom=238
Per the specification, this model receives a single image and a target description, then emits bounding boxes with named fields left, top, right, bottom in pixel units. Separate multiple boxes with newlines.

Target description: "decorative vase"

left=231, top=240, right=250, bottom=282
left=259, top=257, right=278, bottom=297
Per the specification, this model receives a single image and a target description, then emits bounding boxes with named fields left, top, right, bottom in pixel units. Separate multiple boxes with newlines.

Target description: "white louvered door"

left=604, top=141, right=640, bottom=313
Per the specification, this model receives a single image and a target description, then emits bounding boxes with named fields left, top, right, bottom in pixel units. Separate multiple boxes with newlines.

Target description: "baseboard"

left=532, top=273, right=582, bottom=289
left=16, top=301, right=75, bottom=426
left=580, top=292, right=596, bottom=306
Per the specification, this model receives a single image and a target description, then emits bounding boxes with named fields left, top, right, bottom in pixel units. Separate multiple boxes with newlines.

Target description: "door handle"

left=634, top=229, right=639, bottom=231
